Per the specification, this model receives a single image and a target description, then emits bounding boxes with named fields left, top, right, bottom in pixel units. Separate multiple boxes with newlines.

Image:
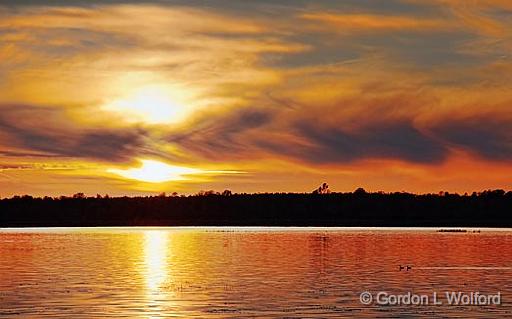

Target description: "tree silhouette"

left=1, top=188, right=512, bottom=227
left=222, top=189, right=233, bottom=196
left=312, top=183, right=330, bottom=194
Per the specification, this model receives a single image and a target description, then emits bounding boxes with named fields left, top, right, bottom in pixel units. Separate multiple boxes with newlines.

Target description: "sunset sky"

left=1, top=0, right=512, bottom=197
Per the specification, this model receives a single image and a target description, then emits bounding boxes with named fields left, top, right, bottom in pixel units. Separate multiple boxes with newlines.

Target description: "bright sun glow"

left=108, top=159, right=201, bottom=183
left=104, top=85, right=187, bottom=124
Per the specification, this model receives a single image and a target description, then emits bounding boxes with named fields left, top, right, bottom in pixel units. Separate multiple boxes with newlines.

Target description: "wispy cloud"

left=301, top=12, right=452, bottom=32
left=0, top=104, right=151, bottom=162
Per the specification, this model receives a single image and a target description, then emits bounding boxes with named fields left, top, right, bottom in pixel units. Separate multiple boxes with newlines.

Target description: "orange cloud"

left=300, top=12, right=451, bottom=32
left=409, top=0, right=512, bottom=37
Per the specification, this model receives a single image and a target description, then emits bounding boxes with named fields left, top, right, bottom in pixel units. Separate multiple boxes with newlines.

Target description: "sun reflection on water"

left=144, top=230, right=170, bottom=293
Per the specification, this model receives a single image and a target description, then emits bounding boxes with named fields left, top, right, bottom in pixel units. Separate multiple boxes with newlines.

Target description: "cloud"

left=164, top=91, right=450, bottom=165
left=0, top=164, right=34, bottom=171
left=301, top=12, right=451, bottom=32
left=167, top=113, right=451, bottom=166
left=0, top=104, right=150, bottom=162
left=291, top=120, right=447, bottom=164
left=410, top=0, right=512, bottom=37
left=165, top=85, right=512, bottom=166
left=0, top=4, right=308, bottom=114
left=431, top=115, right=512, bottom=160
left=167, top=108, right=275, bottom=161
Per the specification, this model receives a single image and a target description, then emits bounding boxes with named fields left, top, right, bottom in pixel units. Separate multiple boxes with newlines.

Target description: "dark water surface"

left=1, top=227, right=512, bottom=318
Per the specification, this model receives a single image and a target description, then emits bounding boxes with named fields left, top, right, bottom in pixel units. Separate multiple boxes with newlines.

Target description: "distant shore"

left=1, top=190, right=511, bottom=227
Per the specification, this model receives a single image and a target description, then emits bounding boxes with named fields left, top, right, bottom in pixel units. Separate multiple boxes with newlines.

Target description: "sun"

left=103, top=85, right=187, bottom=124
left=107, top=159, right=201, bottom=183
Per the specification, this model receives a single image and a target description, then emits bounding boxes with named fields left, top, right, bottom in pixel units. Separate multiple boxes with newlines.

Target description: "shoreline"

left=2, top=226, right=512, bottom=232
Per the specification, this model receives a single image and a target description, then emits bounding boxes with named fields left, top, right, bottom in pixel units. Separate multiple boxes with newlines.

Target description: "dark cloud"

left=4, top=103, right=512, bottom=170
left=431, top=116, right=512, bottom=160
left=147, top=106, right=512, bottom=165
left=168, top=108, right=274, bottom=160
left=166, top=101, right=449, bottom=164
left=0, top=0, right=434, bottom=14
left=288, top=120, right=447, bottom=164
left=0, top=104, right=149, bottom=162
left=0, top=0, right=446, bottom=33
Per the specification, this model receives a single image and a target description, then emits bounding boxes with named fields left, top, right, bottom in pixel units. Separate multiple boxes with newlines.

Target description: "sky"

left=1, top=0, right=512, bottom=196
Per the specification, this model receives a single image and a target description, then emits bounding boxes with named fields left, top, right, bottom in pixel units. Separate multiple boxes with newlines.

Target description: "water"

left=1, top=227, right=511, bottom=318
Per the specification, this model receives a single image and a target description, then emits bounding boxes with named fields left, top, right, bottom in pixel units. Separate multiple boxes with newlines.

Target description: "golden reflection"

left=144, top=230, right=170, bottom=292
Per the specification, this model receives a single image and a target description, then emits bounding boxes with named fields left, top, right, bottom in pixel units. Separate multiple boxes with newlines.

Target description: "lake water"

left=1, top=227, right=512, bottom=318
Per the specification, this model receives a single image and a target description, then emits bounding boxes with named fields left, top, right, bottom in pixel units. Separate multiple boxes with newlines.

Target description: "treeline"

left=0, top=189, right=511, bottom=227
